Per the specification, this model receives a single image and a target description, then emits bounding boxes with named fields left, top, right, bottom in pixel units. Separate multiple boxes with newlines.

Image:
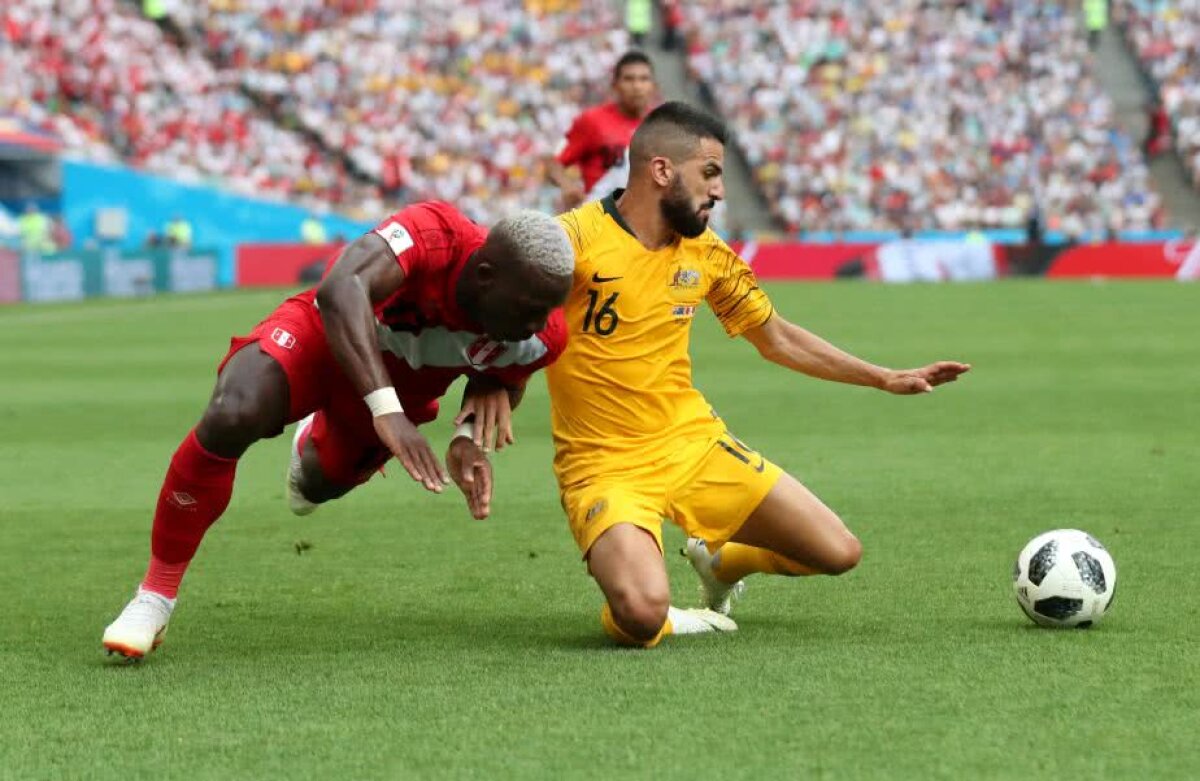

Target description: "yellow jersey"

left=548, top=193, right=774, bottom=488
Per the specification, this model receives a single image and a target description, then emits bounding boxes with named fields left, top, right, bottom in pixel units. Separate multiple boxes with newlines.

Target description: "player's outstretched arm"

left=742, top=313, right=970, bottom=394
left=316, top=235, right=449, bottom=492
left=545, top=157, right=585, bottom=209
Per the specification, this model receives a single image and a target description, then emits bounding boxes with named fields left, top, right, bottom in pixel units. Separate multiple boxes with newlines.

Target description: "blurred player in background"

left=101, top=204, right=574, bottom=661
left=551, top=102, right=971, bottom=647
left=546, top=50, right=656, bottom=210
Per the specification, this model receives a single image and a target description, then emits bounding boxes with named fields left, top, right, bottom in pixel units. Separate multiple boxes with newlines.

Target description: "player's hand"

left=446, top=436, right=493, bottom=520
left=560, top=182, right=586, bottom=210
left=882, top=361, right=971, bottom=395
left=373, top=412, right=448, bottom=492
left=454, top=386, right=514, bottom=452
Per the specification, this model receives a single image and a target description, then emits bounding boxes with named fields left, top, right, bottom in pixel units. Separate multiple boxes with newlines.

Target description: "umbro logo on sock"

left=169, top=491, right=197, bottom=509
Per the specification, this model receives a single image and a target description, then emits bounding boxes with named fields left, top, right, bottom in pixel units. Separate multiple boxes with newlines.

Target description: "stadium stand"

left=2, top=0, right=377, bottom=211
left=676, top=1, right=1165, bottom=235
left=161, top=0, right=630, bottom=223
left=1118, top=0, right=1200, bottom=189
left=3, top=0, right=1188, bottom=236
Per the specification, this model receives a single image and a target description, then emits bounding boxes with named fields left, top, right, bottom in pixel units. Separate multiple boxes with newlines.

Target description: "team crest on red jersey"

left=271, top=328, right=296, bottom=349
left=464, top=337, right=509, bottom=369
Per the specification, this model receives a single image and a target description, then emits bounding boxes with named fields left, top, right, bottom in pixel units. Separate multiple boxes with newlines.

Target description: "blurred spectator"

left=18, top=203, right=54, bottom=253
left=50, top=215, right=73, bottom=250
left=164, top=214, right=192, bottom=248
left=1026, top=206, right=1043, bottom=247
left=661, top=1, right=683, bottom=51
left=144, top=230, right=164, bottom=248
left=1085, top=0, right=1109, bottom=49
left=626, top=0, right=652, bottom=49
left=300, top=214, right=327, bottom=245
left=1144, top=100, right=1172, bottom=158
left=142, top=0, right=166, bottom=23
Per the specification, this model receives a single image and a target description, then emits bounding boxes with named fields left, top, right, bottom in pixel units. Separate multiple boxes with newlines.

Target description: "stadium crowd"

left=1, top=0, right=370, bottom=210
left=1119, top=0, right=1200, bottom=189
left=3, top=0, right=1193, bottom=235
left=677, top=1, right=1165, bottom=235
left=163, top=0, right=629, bottom=222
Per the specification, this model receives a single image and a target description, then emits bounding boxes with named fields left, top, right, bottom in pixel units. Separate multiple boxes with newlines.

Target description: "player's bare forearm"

left=546, top=158, right=584, bottom=206
left=315, top=234, right=406, bottom=397
left=743, top=315, right=888, bottom=388
left=743, top=315, right=971, bottom=395
left=545, top=158, right=570, bottom=188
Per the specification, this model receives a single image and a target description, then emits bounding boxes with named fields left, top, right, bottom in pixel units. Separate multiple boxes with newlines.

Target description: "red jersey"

left=299, top=201, right=567, bottom=410
left=555, top=102, right=644, bottom=194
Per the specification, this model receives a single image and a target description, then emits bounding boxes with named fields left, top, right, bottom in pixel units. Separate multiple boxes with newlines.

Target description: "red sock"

left=141, top=429, right=238, bottom=598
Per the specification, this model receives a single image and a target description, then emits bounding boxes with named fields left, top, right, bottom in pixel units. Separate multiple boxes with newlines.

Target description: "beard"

left=660, top=175, right=712, bottom=238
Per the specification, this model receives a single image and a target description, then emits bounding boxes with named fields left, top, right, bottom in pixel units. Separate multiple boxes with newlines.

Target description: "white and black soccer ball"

left=1013, top=529, right=1117, bottom=628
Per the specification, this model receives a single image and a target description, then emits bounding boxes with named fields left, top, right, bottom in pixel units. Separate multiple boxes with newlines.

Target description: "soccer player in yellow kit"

left=548, top=102, right=971, bottom=647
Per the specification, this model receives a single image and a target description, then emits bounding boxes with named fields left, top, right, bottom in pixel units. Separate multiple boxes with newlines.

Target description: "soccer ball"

left=1012, top=529, right=1117, bottom=628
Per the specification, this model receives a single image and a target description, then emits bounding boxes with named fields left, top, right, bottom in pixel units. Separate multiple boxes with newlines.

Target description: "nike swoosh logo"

left=591, top=273, right=622, bottom=283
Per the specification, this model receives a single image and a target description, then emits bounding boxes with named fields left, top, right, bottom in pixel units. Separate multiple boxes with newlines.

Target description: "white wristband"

left=364, top=387, right=403, bottom=417
left=453, top=420, right=476, bottom=442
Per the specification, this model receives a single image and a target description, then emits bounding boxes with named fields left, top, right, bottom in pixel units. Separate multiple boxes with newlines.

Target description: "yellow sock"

left=600, top=603, right=671, bottom=649
left=711, top=542, right=815, bottom=582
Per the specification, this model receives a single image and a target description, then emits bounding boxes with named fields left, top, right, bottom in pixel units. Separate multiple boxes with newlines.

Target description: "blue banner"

left=17, top=247, right=219, bottom=303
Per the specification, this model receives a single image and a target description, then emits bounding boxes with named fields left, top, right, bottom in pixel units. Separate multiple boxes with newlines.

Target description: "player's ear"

left=650, top=157, right=674, bottom=188
left=475, top=258, right=496, bottom=290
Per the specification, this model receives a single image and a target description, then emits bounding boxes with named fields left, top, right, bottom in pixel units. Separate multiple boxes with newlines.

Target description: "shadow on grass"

left=84, top=603, right=1137, bottom=671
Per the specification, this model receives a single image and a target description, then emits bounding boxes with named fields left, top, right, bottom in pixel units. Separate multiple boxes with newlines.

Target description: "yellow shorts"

left=560, top=431, right=784, bottom=556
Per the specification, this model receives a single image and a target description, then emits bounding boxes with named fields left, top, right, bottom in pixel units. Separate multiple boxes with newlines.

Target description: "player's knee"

left=823, top=533, right=862, bottom=576
left=609, top=586, right=670, bottom=641
left=201, top=386, right=272, bottom=441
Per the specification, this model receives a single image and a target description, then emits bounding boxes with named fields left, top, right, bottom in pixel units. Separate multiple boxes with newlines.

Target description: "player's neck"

left=615, top=102, right=643, bottom=120
left=615, top=187, right=676, bottom=251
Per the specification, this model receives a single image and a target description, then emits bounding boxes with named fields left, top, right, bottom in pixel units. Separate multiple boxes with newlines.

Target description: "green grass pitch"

left=1, top=282, right=1197, bottom=780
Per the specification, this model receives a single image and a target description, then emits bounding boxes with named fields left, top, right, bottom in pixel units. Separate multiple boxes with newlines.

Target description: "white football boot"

left=684, top=537, right=746, bottom=616
left=102, top=588, right=175, bottom=661
left=287, top=413, right=318, bottom=516
left=666, top=605, right=738, bottom=634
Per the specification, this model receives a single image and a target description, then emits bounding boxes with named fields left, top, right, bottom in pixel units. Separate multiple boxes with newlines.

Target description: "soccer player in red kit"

left=101, top=204, right=574, bottom=661
left=546, top=50, right=656, bottom=209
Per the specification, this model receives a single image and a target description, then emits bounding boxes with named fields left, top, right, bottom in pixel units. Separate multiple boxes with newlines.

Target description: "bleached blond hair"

left=491, top=210, right=575, bottom=277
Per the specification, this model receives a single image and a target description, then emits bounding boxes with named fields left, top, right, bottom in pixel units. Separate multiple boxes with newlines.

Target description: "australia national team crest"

left=464, top=336, right=509, bottom=369
left=669, top=267, right=701, bottom=319
left=670, top=268, right=701, bottom=289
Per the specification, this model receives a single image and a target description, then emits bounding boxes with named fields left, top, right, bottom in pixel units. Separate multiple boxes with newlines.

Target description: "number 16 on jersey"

left=583, top=290, right=620, bottom=336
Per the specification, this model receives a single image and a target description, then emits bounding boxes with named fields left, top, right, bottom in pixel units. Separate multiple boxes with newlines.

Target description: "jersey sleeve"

left=555, top=113, right=591, bottom=167
left=370, top=207, right=424, bottom=276
left=705, top=236, right=774, bottom=338
left=480, top=309, right=569, bottom=387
